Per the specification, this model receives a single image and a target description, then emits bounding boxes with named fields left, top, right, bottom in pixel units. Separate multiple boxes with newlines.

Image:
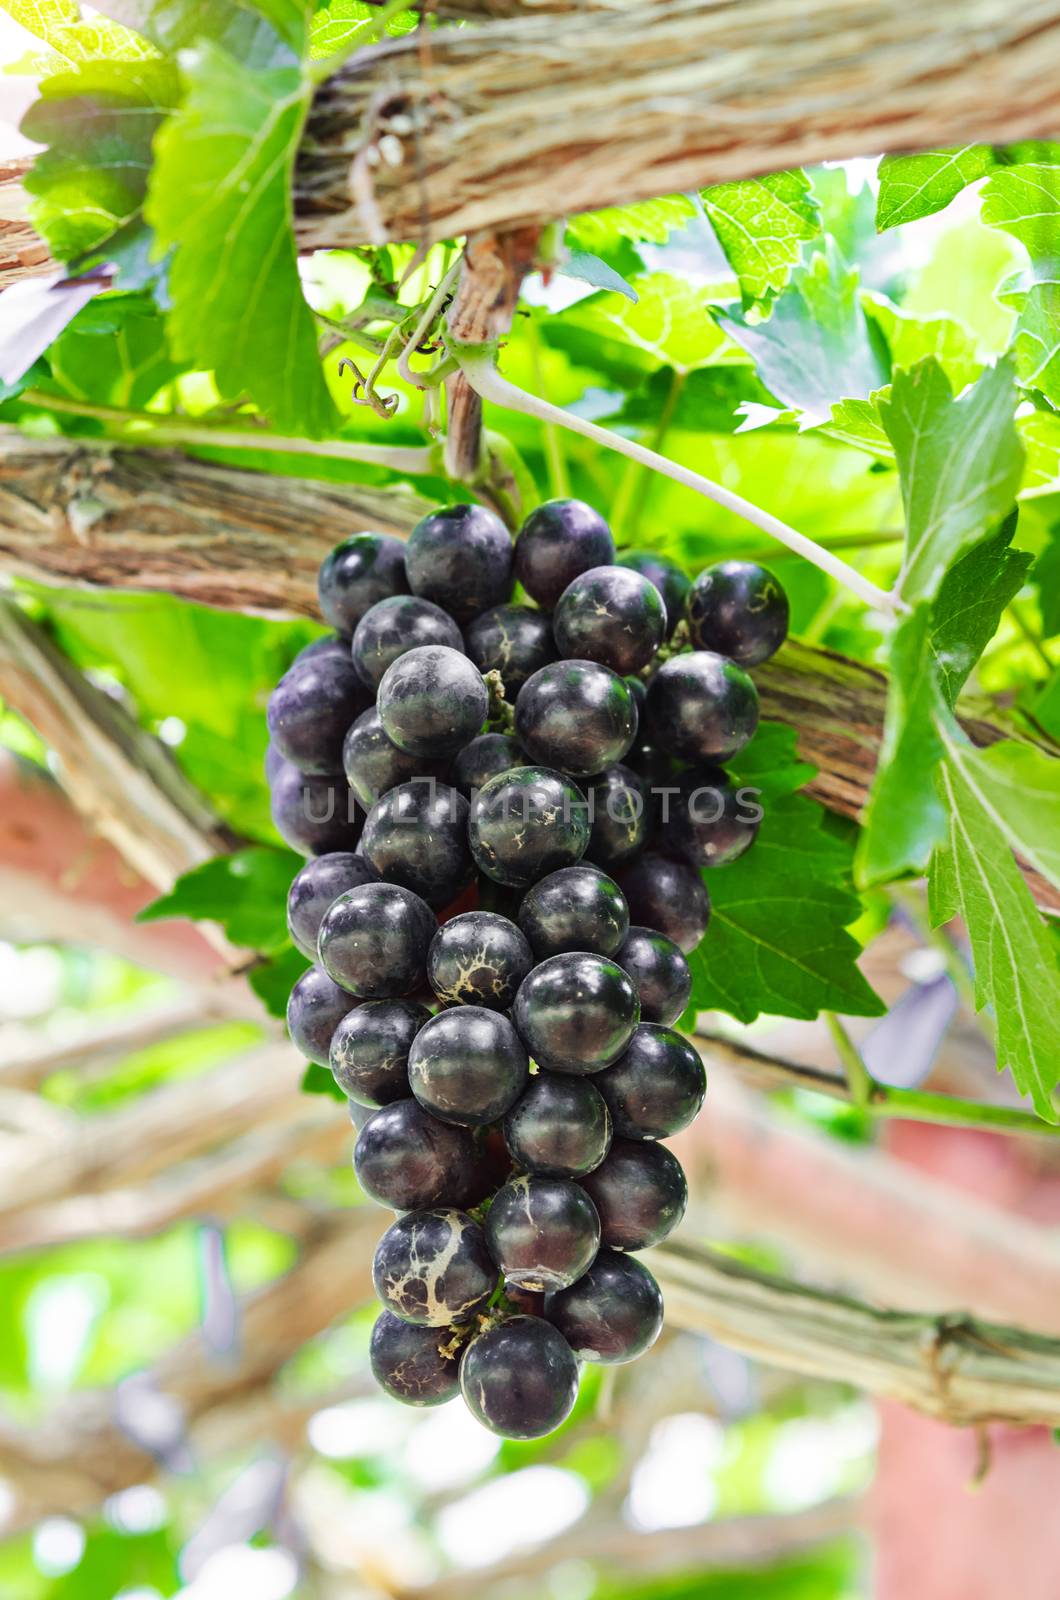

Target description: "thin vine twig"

left=457, top=352, right=899, bottom=614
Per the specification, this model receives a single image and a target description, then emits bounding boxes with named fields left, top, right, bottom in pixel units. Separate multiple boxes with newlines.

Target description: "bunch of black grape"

left=268, top=498, right=788, bottom=1440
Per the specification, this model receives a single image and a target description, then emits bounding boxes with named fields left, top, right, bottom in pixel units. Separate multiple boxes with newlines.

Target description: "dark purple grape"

left=342, top=707, right=447, bottom=813
left=352, top=595, right=463, bottom=689
left=669, top=766, right=761, bottom=868
left=427, top=911, right=533, bottom=1010
left=624, top=674, right=647, bottom=716
left=408, top=1006, right=529, bottom=1126
left=517, top=865, right=629, bottom=959
left=370, top=1310, right=460, bottom=1406
left=318, top=882, right=435, bottom=998
left=513, top=952, right=639, bottom=1074
left=579, top=1139, right=687, bottom=1250
left=270, top=764, right=362, bottom=857
left=373, top=1208, right=495, bottom=1326
left=464, top=604, right=556, bottom=697
left=266, top=654, right=373, bottom=775
left=515, top=660, right=637, bottom=777
left=318, top=532, right=409, bottom=634
left=287, top=965, right=359, bottom=1066
left=355, top=1099, right=482, bottom=1210
left=265, top=741, right=286, bottom=784
left=546, top=1248, right=663, bottom=1364
left=615, top=853, right=710, bottom=954
left=595, top=1024, right=706, bottom=1139
left=485, top=1175, right=600, bottom=1291
left=360, top=780, right=473, bottom=908
left=618, top=549, right=691, bottom=641
left=291, top=633, right=351, bottom=667
left=460, top=1315, right=579, bottom=1438
left=553, top=566, right=667, bottom=675
left=614, top=926, right=691, bottom=1026
left=405, top=504, right=513, bottom=623
left=378, top=645, right=488, bottom=759
left=451, top=732, right=526, bottom=797
left=287, top=852, right=377, bottom=961
left=468, top=766, right=590, bottom=888
left=687, top=560, right=789, bottom=665
left=514, top=499, right=615, bottom=608
left=329, top=997, right=431, bottom=1106
left=584, top=763, right=649, bottom=868
left=504, top=1073, right=611, bottom=1178
left=645, top=651, right=758, bottom=764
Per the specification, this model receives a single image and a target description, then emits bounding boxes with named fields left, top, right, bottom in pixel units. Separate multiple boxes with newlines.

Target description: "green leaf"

left=601, top=364, right=774, bottom=434
left=713, top=243, right=889, bottom=424
left=940, top=729, right=1060, bottom=895
left=146, top=36, right=337, bottom=435
left=45, top=292, right=179, bottom=408
left=1008, top=280, right=1060, bottom=406
left=980, top=164, right=1060, bottom=263
left=864, top=295, right=983, bottom=394
left=1034, top=522, right=1060, bottom=637
left=931, top=749, right=1060, bottom=1121
left=137, top=846, right=302, bottom=951
left=683, top=725, right=883, bottom=1025
left=881, top=358, right=1023, bottom=603
left=876, top=146, right=996, bottom=231
left=301, top=1060, right=346, bottom=1099
left=550, top=273, right=736, bottom=378
left=856, top=605, right=947, bottom=887
left=929, top=514, right=1032, bottom=708
left=96, top=0, right=301, bottom=64
left=5, top=0, right=161, bottom=72
left=559, top=252, right=638, bottom=302
left=567, top=196, right=698, bottom=253
left=249, top=942, right=309, bottom=1018
left=309, top=1, right=417, bottom=57
left=701, top=170, right=820, bottom=307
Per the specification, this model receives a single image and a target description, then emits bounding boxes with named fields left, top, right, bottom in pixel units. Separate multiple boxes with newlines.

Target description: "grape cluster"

left=269, top=498, right=788, bottom=1439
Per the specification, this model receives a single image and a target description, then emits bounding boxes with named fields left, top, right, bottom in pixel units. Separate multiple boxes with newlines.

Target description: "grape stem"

left=457, top=352, right=901, bottom=615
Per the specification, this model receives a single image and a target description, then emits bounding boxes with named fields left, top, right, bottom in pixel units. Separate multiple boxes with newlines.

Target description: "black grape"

left=513, top=952, right=640, bottom=1074
left=330, top=997, right=431, bottom=1107
left=464, top=604, right=556, bottom=696
left=514, top=499, right=615, bottom=608
left=408, top=1006, right=529, bottom=1125
left=286, top=965, right=359, bottom=1066
left=669, top=765, right=761, bottom=869
left=342, top=707, right=447, bottom=813
left=352, top=595, right=463, bottom=689
left=318, top=532, right=409, bottom=634
left=460, top=1315, right=579, bottom=1439
left=584, top=763, right=649, bottom=868
left=427, top=911, right=533, bottom=1010
left=355, top=1099, right=482, bottom=1210
left=378, top=645, right=488, bottom=758
left=291, top=633, right=350, bottom=668
left=405, top=503, right=513, bottom=623
left=266, top=654, right=373, bottom=774
left=546, top=1248, right=664, bottom=1364
left=485, top=1174, right=600, bottom=1291
left=517, top=864, right=629, bottom=959
left=645, top=651, right=758, bottom=764
left=687, top=559, right=789, bottom=665
left=618, top=549, right=691, bottom=640
left=270, top=763, right=363, bottom=857
left=451, top=732, right=526, bottom=797
left=595, top=1024, right=706, bottom=1139
left=504, top=1072, right=612, bottom=1177
left=615, top=853, right=710, bottom=954
left=553, top=565, right=666, bottom=674
left=370, top=1310, right=460, bottom=1406
left=579, top=1139, right=687, bottom=1250
left=317, top=881, right=435, bottom=998
left=360, top=780, right=473, bottom=908
left=516, top=660, right=637, bottom=777
left=287, top=851, right=377, bottom=961
left=373, top=1208, right=495, bottom=1326
left=614, top=926, right=691, bottom=1026
left=468, top=766, right=590, bottom=888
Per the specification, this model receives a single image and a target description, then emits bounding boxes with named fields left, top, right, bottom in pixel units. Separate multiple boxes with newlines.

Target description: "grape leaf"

left=881, top=358, right=1023, bottom=604
left=301, top=1061, right=346, bottom=1100
left=309, top=1, right=418, bottom=57
left=1034, top=522, right=1060, bottom=637
left=601, top=365, right=774, bottom=434
left=682, top=725, right=882, bottom=1025
left=931, top=750, right=1060, bottom=1121
left=864, top=296, right=982, bottom=394
left=980, top=164, right=1060, bottom=262
left=876, top=146, right=995, bottom=231
left=567, top=197, right=698, bottom=253
left=713, top=243, right=889, bottom=425
left=137, top=845, right=302, bottom=951
left=46, top=293, right=179, bottom=408
left=701, top=170, right=820, bottom=307
left=5, top=0, right=160, bottom=73
left=94, top=0, right=301, bottom=63
left=541, top=274, right=737, bottom=384
left=1008, top=280, right=1060, bottom=407
left=146, top=34, right=337, bottom=436
left=857, top=520, right=1031, bottom=887
left=940, top=729, right=1060, bottom=895
left=250, top=943, right=310, bottom=1018
left=559, top=252, right=638, bottom=303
